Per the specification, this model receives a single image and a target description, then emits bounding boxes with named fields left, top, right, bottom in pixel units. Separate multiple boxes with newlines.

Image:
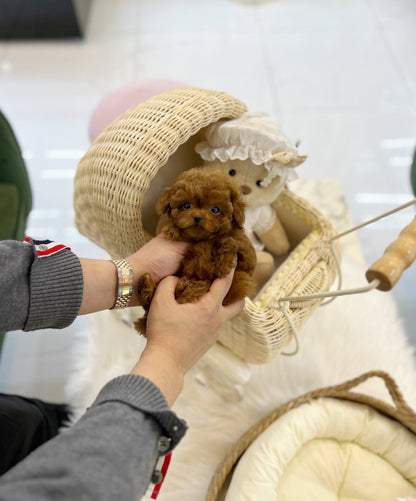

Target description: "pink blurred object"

left=88, top=79, right=188, bottom=142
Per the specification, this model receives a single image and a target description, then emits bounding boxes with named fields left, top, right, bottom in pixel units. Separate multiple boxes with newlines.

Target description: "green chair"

left=0, top=110, right=32, bottom=241
left=0, top=110, right=33, bottom=351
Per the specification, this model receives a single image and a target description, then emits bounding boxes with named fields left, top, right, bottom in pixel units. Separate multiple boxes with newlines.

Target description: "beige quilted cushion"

left=225, top=398, right=416, bottom=501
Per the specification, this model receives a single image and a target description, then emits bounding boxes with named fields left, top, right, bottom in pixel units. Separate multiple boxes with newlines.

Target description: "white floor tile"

left=87, top=0, right=139, bottom=36
left=263, top=29, right=412, bottom=111
left=133, top=31, right=277, bottom=114
left=256, top=0, right=375, bottom=32
left=137, top=0, right=256, bottom=37
left=281, top=110, right=416, bottom=195
left=0, top=319, right=86, bottom=402
left=1, top=40, right=134, bottom=119
left=367, top=0, right=416, bottom=30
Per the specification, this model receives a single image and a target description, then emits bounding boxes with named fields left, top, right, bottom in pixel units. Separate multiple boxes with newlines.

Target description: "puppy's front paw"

left=133, top=317, right=147, bottom=337
left=213, top=238, right=238, bottom=276
left=215, top=237, right=238, bottom=255
left=138, top=273, right=156, bottom=310
left=213, top=252, right=236, bottom=278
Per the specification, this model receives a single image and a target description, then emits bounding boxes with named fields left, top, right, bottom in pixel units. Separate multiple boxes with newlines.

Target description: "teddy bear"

left=195, top=111, right=307, bottom=288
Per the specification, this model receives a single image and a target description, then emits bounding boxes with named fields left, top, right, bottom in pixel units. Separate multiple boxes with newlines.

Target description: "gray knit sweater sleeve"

left=0, top=375, right=188, bottom=501
left=0, top=239, right=83, bottom=331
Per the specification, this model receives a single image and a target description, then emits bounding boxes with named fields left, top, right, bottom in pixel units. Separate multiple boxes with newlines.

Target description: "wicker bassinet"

left=74, top=87, right=339, bottom=364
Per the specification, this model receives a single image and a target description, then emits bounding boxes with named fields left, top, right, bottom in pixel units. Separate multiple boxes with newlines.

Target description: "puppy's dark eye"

left=228, top=169, right=236, bottom=177
left=256, top=180, right=263, bottom=187
left=183, top=202, right=192, bottom=210
left=211, top=206, right=220, bottom=214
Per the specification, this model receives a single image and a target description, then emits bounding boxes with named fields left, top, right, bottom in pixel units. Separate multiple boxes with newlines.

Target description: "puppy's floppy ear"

left=157, top=187, right=174, bottom=215
left=230, top=185, right=246, bottom=229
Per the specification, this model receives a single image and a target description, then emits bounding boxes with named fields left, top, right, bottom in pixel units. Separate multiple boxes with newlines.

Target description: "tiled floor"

left=0, top=0, right=415, bottom=402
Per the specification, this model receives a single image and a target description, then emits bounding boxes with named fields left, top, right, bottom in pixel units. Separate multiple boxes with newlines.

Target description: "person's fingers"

left=154, top=231, right=173, bottom=242
left=206, top=268, right=236, bottom=304
left=222, top=298, right=245, bottom=321
left=152, top=275, right=179, bottom=303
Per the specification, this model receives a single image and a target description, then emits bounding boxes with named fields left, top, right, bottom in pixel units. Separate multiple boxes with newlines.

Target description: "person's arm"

left=0, top=374, right=186, bottom=501
left=0, top=234, right=188, bottom=332
left=0, top=239, right=83, bottom=332
left=78, top=233, right=188, bottom=314
left=132, top=270, right=244, bottom=406
left=0, top=271, right=244, bottom=501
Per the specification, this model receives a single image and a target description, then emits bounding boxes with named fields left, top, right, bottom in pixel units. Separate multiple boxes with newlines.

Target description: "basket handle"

left=327, top=370, right=415, bottom=416
left=366, top=216, right=416, bottom=291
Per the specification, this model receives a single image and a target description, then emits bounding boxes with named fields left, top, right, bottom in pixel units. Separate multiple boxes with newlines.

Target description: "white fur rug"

left=66, top=257, right=416, bottom=501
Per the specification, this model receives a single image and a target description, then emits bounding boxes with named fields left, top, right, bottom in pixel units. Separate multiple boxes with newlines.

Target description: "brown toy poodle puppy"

left=135, top=167, right=257, bottom=335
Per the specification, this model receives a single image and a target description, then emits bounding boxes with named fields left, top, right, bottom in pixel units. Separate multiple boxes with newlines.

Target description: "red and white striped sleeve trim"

left=24, top=237, right=71, bottom=258
left=143, top=452, right=172, bottom=500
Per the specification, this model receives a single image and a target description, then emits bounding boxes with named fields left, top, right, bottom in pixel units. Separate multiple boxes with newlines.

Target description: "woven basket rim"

left=254, top=188, right=337, bottom=308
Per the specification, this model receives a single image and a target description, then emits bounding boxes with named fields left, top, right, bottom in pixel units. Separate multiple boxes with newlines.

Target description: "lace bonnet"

left=195, top=112, right=306, bottom=186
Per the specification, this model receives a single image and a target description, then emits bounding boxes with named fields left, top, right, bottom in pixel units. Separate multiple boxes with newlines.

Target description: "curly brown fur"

left=135, top=167, right=257, bottom=335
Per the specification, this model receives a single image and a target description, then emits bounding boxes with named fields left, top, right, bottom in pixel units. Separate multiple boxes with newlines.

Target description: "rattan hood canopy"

left=74, top=87, right=248, bottom=258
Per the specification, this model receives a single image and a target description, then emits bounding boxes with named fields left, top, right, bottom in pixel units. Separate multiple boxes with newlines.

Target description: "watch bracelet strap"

left=110, top=258, right=133, bottom=309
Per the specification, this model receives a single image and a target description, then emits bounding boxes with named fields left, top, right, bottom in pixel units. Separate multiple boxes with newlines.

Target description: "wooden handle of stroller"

left=366, top=216, right=416, bottom=291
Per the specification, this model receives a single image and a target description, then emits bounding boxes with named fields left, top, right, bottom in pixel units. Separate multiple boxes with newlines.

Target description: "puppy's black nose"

left=193, top=215, right=202, bottom=223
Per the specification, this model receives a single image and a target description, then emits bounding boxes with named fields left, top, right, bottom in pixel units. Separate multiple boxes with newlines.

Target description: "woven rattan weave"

left=217, top=186, right=338, bottom=363
left=74, top=87, right=247, bottom=258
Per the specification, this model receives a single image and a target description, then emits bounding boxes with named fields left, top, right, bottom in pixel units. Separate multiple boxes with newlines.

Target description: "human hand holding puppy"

left=131, top=268, right=244, bottom=406
left=78, top=232, right=244, bottom=407
left=78, top=232, right=188, bottom=314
